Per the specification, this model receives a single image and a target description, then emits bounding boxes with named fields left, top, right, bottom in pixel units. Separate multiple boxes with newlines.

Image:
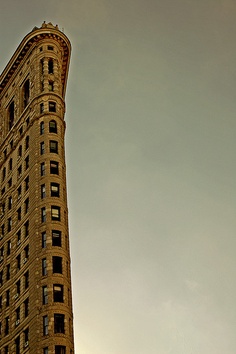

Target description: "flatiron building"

left=0, top=22, right=74, bottom=354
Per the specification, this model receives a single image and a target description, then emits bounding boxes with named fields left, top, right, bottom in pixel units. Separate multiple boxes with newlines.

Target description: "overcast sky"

left=1, top=1, right=236, bottom=353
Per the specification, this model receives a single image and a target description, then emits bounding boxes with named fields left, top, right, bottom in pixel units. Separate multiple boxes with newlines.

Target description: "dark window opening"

left=49, top=101, right=56, bottom=112
left=23, top=79, right=30, bottom=108
left=41, top=162, right=45, bottom=176
left=48, top=59, right=54, bottom=74
left=25, top=135, right=29, bottom=150
left=49, top=80, right=54, bottom=91
left=49, top=140, right=58, bottom=153
left=49, top=120, right=57, bottom=133
left=50, top=161, right=59, bottom=174
left=24, top=271, right=29, bottom=289
left=6, top=265, right=10, bottom=281
left=53, top=256, right=62, bottom=274
left=55, top=346, right=66, bottom=354
left=52, top=230, right=62, bottom=247
left=42, top=258, right=47, bottom=276
left=6, top=290, right=10, bottom=306
left=24, top=298, right=29, bottom=317
left=9, top=101, right=14, bottom=130
left=43, top=315, right=48, bottom=335
left=40, top=142, right=45, bottom=155
left=54, top=314, right=65, bottom=334
left=41, top=207, right=46, bottom=222
left=40, top=121, right=44, bottom=134
left=53, top=284, right=64, bottom=302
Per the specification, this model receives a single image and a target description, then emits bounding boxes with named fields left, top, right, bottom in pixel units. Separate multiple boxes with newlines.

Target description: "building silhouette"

left=0, top=23, right=74, bottom=354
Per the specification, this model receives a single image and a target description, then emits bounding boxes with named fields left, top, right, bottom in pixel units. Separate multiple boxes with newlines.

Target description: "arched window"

left=49, top=120, right=57, bottom=133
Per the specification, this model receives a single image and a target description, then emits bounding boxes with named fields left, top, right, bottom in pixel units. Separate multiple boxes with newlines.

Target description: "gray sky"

left=1, top=1, right=236, bottom=353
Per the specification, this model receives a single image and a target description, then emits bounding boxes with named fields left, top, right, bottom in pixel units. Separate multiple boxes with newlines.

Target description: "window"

left=25, top=135, right=29, bottom=150
left=50, top=140, right=58, bottom=153
left=1, top=186, right=5, bottom=196
left=9, top=158, right=12, bottom=171
left=6, top=264, right=10, bottom=280
left=49, top=120, right=57, bottom=133
left=41, top=162, right=45, bottom=176
left=3, top=148, right=7, bottom=159
left=50, top=161, right=59, bottom=174
left=8, top=178, right=12, bottom=187
left=25, top=155, right=29, bottom=169
left=17, top=207, right=21, bottom=221
left=16, top=254, right=21, bottom=270
left=24, top=220, right=29, bottom=237
left=49, top=80, right=54, bottom=91
left=42, top=231, right=46, bottom=248
left=52, top=230, right=62, bottom=247
left=42, top=258, right=47, bottom=276
left=25, top=176, right=29, bottom=191
left=16, top=279, right=21, bottom=295
left=19, top=126, right=23, bottom=136
left=48, top=59, right=54, bottom=73
left=43, top=315, right=48, bottom=335
left=53, top=256, right=62, bottom=274
left=5, top=316, right=9, bottom=335
left=41, top=184, right=46, bottom=199
left=42, top=286, right=48, bottom=304
left=54, top=314, right=65, bottom=333
left=9, top=101, right=14, bottom=130
left=4, top=345, right=9, bottom=354
left=44, top=348, right=49, bottom=354
left=24, top=298, right=29, bottom=317
left=24, top=327, right=29, bottom=344
left=8, top=196, right=12, bottom=210
left=55, top=346, right=66, bottom=354
left=51, top=206, right=60, bottom=221
left=25, top=197, right=29, bottom=213
left=40, top=103, right=44, bottom=114
left=24, top=244, right=29, bottom=259
left=10, top=139, right=13, bottom=148
left=40, top=142, right=45, bottom=155
left=16, top=306, right=20, bottom=321
left=6, top=290, right=10, bottom=306
left=24, top=271, right=29, bottom=289
left=26, top=117, right=30, bottom=126
left=48, top=45, right=54, bottom=51
left=18, top=165, right=22, bottom=178
left=23, top=79, right=30, bottom=108
left=0, top=270, right=3, bottom=286
left=15, top=336, right=20, bottom=354
left=7, top=241, right=11, bottom=255
left=40, top=121, right=44, bottom=135
left=0, top=296, right=2, bottom=310
left=17, top=186, right=22, bottom=199
left=18, top=145, right=22, bottom=157
left=53, top=284, right=63, bottom=302
left=51, top=183, right=60, bottom=197
left=2, top=167, right=6, bottom=181
left=41, top=207, right=46, bottom=222
left=49, top=101, right=56, bottom=112
left=7, top=218, right=12, bottom=232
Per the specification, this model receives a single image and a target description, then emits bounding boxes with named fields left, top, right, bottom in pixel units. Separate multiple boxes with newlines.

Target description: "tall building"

left=0, top=23, right=74, bottom=353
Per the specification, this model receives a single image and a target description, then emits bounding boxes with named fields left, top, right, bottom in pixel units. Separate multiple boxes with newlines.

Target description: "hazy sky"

left=1, top=1, right=236, bottom=353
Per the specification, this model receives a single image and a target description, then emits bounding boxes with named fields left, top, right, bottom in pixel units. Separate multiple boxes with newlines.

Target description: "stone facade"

left=0, top=23, right=74, bottom=354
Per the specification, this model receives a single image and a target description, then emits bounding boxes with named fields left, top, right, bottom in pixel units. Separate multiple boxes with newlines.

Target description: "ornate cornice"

left=0, top=22, right=71, bottom=97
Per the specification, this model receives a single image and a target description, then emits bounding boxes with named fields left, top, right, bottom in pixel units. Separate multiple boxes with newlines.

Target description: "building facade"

left=0, top=23, right=74, bottom=354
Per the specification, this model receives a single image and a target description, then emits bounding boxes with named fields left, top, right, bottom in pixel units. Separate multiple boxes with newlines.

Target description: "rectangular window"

left=42, top=231, right=46, bottom=248
left=8, top=178, right=12, bottom=187
left=24, top=270, right=29, bottom=289
left=43, top=315, right=48, bottom=335
left=50, top=161, right=59, bottom=174
left=15, top=336, right=20, bottom=354
left=40, top=103, right=44, bottom=114
left=6, top=264, right=10, bottom=280
left=16, top=254, right=21, bottom=270
left=40, top=121, right=44, bottom=134
left=49, top=101, right=56, bottom=112
left=41, top=207, right=46, bottom=222
left=6, top=290, right=10, bottom=306
left=0, top=270, right=3, bottom=286
left=41, top=162, right=45, bottom=176
left=40, top=142, right=45, bottom=155
left=49, top=120, right=57, bottom=133
left=52, top=230, right=62, bottom=247
left=18, top=165, right=22, bottom=178
left=42, top=258, right=47, bottom=276
left=16, top=306, right=20, bottom=321
left=7, top=240, right=11, bottom=255
left=53, top=256, right=62, bottom=274
left=25, top=136, right=29, bottom=150
left=42, top=286, right=48, bottom=304
left=17, top=186, right=21, bottom=199
left=55, top=346, right=66, bottom=354
left=8, top=196, right=12, bottom=210
left=5, top=316, right=9, bottom=335
left=25, top=197, right=29, bottom=213
left=49, top=80, right=54, bottom=91
left=44, top=348, right=49, bottom=354
left=53, top=284, right=64, bottom=302
left=24, top=327, right=29, bottom=344
left=51, top=206, right=60, bottom=221
left=51, top=183, right=60, bottom=197
left=24, top=244, right=29, bottom=259
left=48, top=59, right=54, bottom=73
left=2, top=167, right=6, bottom=181
left=24, top=220, right=29, bottom=237
left=23, top=79, right=30, bottom=108
left=17, top=207, right=21, bottom=221
left=24, top=298, right=29, bottom=317
left=49, top=140, right=58, bottom=153
left=16, top=279, right=21, bottom=295
left=41, top=184, right=46, bottom=198
left=25, top=176, right=29, bottom=191
left=9, top=101, right=14, bottom=130
left=7, top=218, right=12, bottom=232
left=54, top=314, right=65, bottom=334
left=25, top=155, right=29, bottom=169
